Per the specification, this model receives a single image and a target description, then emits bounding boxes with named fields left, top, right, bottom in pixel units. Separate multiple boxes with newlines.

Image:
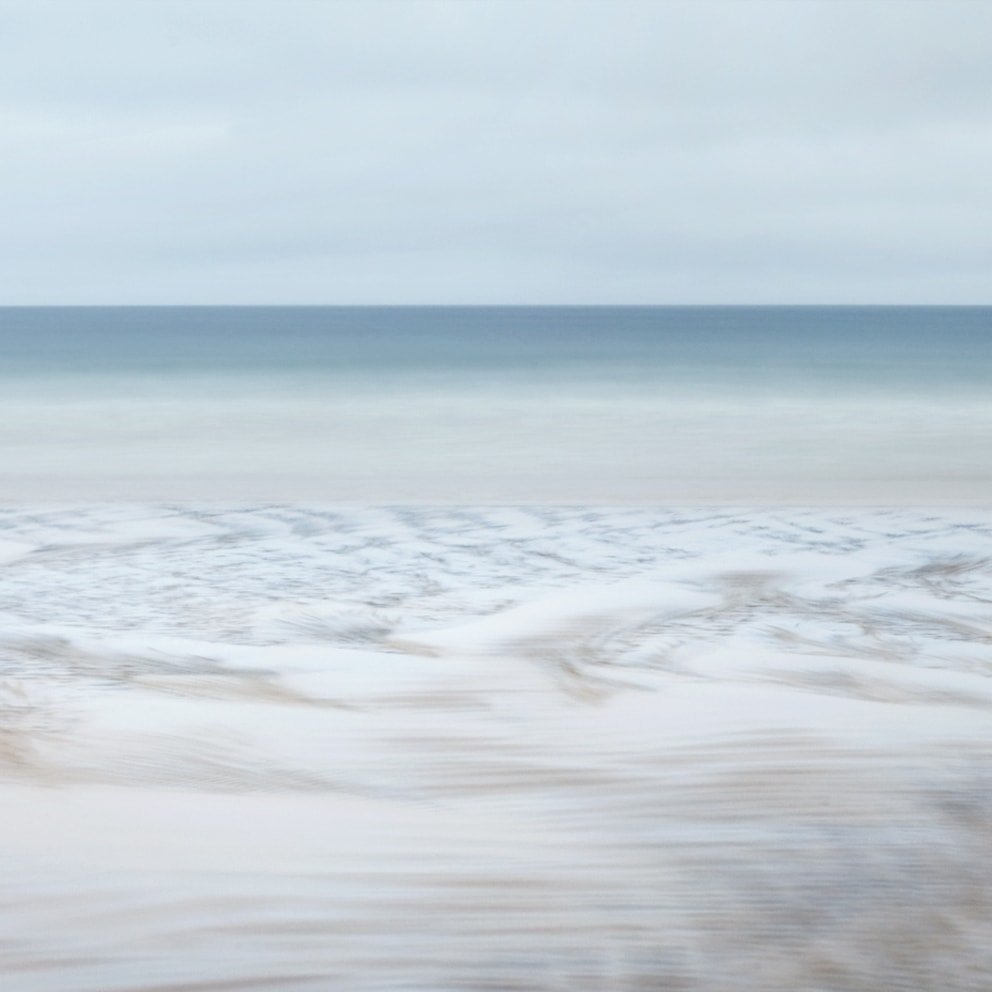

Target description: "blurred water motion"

left=2, top=306, right=992, bottom=504
left=1, top=505, right=992, bottom=989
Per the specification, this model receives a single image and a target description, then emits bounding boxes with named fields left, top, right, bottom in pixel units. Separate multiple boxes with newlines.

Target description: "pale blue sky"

left=1, top=0, right=989, bottom=303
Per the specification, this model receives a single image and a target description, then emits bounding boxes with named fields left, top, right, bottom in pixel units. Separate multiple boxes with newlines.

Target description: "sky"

left=1, top=0, right=990, bottom=305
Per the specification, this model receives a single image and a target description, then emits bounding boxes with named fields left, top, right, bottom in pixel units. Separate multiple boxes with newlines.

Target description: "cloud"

left=0, top=0, right=989, bottom=302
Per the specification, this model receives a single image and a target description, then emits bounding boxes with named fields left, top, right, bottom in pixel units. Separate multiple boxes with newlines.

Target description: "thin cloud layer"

left=0, top=0, right=989, bottom=303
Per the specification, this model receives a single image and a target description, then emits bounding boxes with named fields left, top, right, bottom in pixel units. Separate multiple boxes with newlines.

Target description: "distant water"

left=1, top=305, right=990, bottom=502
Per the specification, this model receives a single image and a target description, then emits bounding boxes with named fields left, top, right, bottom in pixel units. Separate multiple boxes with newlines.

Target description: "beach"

left=6, top=0, right=992, bottom=980
left=2, top=502, right=992, bottom=989
left=6, top=0, right=992, bottom=975
left=2, top=306, right=991, bottom=988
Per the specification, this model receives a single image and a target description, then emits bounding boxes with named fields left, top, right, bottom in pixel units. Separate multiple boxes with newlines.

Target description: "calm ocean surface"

left=1, top=305, right=990, bottom=502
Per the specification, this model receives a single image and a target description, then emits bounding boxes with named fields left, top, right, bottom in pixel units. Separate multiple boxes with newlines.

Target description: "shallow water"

left=2, top=504, right=992, bottom=990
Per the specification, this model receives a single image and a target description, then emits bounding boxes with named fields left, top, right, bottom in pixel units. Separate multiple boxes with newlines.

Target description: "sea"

left=1, top=306, right=992, bottom=991
left=2, top=305, right=991, bottom=502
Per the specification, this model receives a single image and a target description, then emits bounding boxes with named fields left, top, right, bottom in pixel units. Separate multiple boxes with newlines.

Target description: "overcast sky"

left=1, top=0, right=990, bottom=304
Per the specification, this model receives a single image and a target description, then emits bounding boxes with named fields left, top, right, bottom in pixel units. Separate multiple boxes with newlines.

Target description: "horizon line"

left=1, top=302, right=989, bottom=309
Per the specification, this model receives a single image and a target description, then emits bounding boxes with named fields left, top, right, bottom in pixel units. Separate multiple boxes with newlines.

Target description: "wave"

left=2, top=505, right=992, bottom=989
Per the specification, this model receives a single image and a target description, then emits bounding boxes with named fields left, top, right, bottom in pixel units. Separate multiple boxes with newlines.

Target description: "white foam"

left=3, top=504, right=992, bottom=990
